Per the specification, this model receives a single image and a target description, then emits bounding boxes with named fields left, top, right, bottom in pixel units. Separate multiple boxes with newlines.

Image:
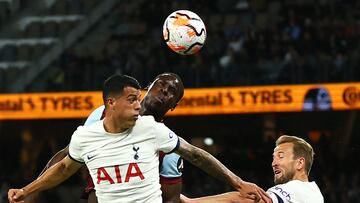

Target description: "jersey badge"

left=133, top=145, right=140, bottom=160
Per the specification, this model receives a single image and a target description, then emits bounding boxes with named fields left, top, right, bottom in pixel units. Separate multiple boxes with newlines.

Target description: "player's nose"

left=134, top=100, right=141, bottom=111
left=271, top=158, right=278, bottom=167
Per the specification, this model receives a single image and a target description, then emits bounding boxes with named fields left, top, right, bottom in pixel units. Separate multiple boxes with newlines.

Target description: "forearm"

left=176, top=138, right=242, bottom=190
left=184, top=192, right=261, bottom=203
left=187, top=148, right=240, bottom=189
left=24, top=157, right=79, bottom=196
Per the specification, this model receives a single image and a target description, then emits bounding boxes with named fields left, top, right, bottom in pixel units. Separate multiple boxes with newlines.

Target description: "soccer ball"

left=163, top=10, right=206, bottom=55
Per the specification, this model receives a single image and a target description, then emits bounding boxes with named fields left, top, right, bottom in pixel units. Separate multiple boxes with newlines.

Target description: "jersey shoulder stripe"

left=274, top=193, right=285, bottom=203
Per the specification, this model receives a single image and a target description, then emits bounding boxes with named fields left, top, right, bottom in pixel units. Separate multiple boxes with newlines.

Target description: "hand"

left=238, top=181, right=271, bottom=203
left=8, top=188, right=26, bottom=203
left=180, top=194, right=193, bottom=203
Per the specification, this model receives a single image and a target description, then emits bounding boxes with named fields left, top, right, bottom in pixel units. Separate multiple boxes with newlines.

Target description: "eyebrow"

left=127, top=92, right=140, bottom=98
left=273, top=151, right=284, bottom=156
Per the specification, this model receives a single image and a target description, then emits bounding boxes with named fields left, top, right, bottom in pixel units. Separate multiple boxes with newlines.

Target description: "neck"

left=293, top=172, right=309, bottom=182
left=103, top=117, right=128, bottom=133
left=140, top=104, right=164, bottom=122
left=142, top=110, right=164, bottom=122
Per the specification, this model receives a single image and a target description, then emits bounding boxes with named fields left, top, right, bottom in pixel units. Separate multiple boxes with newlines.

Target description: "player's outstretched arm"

left=180, top=192, right=272, bottom=203
left=175, top=137, right=270, bottom=203
left=8, top=155, right=82, bottom=203
left=24, top=146, right=70, bottom=203
left=38, top=146, right=69, bottom=176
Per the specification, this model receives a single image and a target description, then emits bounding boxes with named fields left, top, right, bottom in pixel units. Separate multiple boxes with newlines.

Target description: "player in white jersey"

left=29, top=73, right=185, bottom=203
left=8, top=74, right=269, bottom=203
left=69, top=115, right=179, bottom=202
left=180, top=135, right=324, bottom=203
left=83, top=105, right=184, bottom=202
left=266, top=179, right=323, bottom=203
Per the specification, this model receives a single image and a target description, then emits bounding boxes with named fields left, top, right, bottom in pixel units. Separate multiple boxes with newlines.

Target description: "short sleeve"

left=267, top=184, right=291, bottom=203
left=68, top=127, right=85, bottom=163
left=154, top=123, right=179, bottom=153
left=160, top=153, right=183, bottom=178
left=267, top=191, right=284, bottom=203
left=84, top=105, right=105, bottom=126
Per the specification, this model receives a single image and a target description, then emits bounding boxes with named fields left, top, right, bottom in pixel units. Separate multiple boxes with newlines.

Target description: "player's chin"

left=126, top=118, right=138, bottom=128
left=274, top=176, right=286, bottom=185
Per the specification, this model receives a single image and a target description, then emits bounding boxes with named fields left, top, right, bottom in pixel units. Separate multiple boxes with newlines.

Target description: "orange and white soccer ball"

left=163, top=10, right=206, bottom=55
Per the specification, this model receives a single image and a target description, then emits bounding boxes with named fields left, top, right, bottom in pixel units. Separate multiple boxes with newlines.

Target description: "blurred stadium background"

left=1, top=0, right=360, bottom=202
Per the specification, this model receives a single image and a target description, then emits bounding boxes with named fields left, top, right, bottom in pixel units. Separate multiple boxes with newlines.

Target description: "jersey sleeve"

left=267, top=192, right=286, bottom=203
left=68, top=127, right=85, bottom=163
left=84, top=105, right=105, bottom=126
left=267, top=184, right=292, bottom=203
left=160, top=153, right=183, bottom=178
left=154, top=123, right=179, bottom=154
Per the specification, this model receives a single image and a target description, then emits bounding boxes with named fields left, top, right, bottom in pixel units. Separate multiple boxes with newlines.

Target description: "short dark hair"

left=102, top=74, right=141, bottom=103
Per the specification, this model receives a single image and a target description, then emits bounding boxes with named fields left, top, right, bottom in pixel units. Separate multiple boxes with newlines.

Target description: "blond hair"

left=276, top=135, right=314, bottom=175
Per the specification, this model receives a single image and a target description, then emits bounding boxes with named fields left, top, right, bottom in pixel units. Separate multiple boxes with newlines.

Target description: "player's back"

left=267, top=180, right=324, bottom=203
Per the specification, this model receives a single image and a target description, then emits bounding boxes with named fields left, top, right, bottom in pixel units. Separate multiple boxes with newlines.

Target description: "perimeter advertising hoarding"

left=0, top=83, right=359, bottom=120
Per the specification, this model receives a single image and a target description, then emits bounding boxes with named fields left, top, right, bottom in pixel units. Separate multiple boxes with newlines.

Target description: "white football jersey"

left=69, top=115, right=179, bottom=203
left=267, top=180, right=324, bottom=203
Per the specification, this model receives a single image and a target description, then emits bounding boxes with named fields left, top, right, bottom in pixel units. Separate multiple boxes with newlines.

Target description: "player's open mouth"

left=274, top=169, right=281, bottom=175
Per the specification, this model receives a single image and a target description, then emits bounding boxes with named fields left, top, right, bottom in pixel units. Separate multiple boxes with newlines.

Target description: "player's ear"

left=296, top=157, right=305, bottom=170
left=107, top=98, right=115, bottom=108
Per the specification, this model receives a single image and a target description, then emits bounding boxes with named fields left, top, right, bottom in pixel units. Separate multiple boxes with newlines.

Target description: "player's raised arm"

left=8, top=155, right=82, bottom=203
left=180, top=192, right=272, bottom=203
left=175, top=137, right=270, bottom=203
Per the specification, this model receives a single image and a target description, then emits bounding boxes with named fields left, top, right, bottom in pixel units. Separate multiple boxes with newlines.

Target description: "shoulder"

left=267, top=180, right=324, bottom=203
left=84, top=105, right=105, bottom=126
left=282, top=180, right=317, bottom=189
left=70, top=121, right=104, bottom=151
left=267, top=181, right=297, bottom=202
left=74, top=120, right=103, bottom=138
left=267, top=180, right=300, bottom=194
left=135, top=116, right=167, bottom=130
left=136, top=115, right=156, bottom=125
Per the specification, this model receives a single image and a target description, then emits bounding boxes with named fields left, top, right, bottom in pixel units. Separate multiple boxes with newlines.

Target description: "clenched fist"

left=8, top=188, right=26, bottom=203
